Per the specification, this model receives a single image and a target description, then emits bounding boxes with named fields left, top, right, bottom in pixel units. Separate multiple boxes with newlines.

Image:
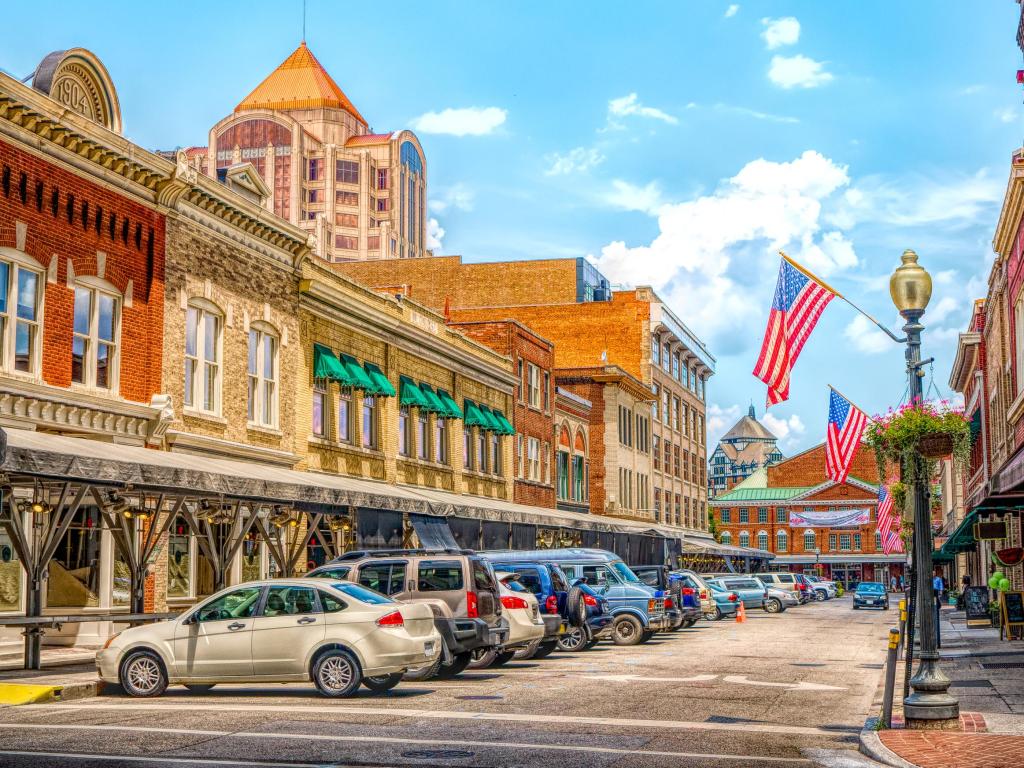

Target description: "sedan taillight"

left=500, top=595, right=529, bottom=610
left=376, top=610, right=404, bottom=627
left=728, top=593, right=738, bottom=602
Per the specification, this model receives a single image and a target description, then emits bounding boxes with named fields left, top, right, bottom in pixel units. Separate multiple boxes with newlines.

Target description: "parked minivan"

left=308, top=549, right=508, bottom=679
left=484, top=548, right=669, bottom=646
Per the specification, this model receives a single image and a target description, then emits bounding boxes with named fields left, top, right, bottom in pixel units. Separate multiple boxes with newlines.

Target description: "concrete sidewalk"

left=0, top=645, right=102, bottom=706
left=861, top=605, right=1024, bottom=768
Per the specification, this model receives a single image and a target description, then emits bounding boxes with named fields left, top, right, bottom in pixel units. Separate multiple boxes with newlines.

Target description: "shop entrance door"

left=831, top=565, right=863, bottom=590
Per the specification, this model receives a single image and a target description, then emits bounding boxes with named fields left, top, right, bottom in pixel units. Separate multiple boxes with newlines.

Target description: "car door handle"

left=297, top=617, right=317, bottom=625
left=227, top=622, right=246, bottom=630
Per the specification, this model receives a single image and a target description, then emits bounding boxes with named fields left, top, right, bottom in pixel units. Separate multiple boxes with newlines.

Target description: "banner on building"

left=788, top=508, right=870, bottom=528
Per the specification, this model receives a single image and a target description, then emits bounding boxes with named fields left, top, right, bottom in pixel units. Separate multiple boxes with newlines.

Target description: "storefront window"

left=167, top=516, right=191, bottom=599
left=0, top=529, right=21, bottom=611
left=47, top=506, right=101, bottom=608
left=362, top=397, right=377, bottom=449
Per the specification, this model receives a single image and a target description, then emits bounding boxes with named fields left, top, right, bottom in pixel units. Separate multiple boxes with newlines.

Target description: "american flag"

left=753, top=258, right=836, bottom=406
left=826, top=389, right=867, bottom=484
left=876, top=484, right=904, bottom=554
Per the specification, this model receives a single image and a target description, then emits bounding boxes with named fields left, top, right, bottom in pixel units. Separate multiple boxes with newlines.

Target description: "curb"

left=0, top=680, right=103, bottom=706
left=859, top=725, right=919, bottom=768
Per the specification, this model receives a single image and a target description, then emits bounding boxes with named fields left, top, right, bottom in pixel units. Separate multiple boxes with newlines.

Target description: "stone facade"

left=447, top=318, right=556, bottom=508
left=160, top=217, right=301, bottom=466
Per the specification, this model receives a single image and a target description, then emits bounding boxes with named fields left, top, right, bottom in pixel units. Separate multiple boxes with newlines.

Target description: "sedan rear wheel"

left=764, top=598, right=783, bottom=614
left=120, top=651, right=168, bottom=698
left=557, top=626, right=590, bottom=652
left=513, top=640, right=540, bottom=660
left=612, top=615, right=644, bottom=646
left=313, top=649, right=361, bottom=698
left=362, top=673, right=403, bottom=693
left=703, top=608, right=722, bottom=622
left=490, top=650, right=517, bottom=667
left=402, top=657, right=441, bottom=681
left=814, top=591, right=827, bottom=602
left=435, top=651, right=473, bottom=679
left=468, top=647, right=497, bottom=669
left=530, top=640, right=559, bottom=659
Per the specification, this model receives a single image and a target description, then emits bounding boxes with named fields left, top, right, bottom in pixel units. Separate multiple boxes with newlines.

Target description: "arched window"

left=0, top=247, right=45, bottom=376
left=247, top=321, right=278, bottom=427
left=757, top=530, right=768, bottom=551
left=803, top=530, right=816, bottom=552
left=556, top=425, right=571, bottom=500
left=572, top=428, right=587, bottom=502
left=777, top=530, right=788, bottom=552
left=72, top=276, right=121, bottom=390
left=720, top=531, right=732, bottom=545
left=185, top=298, right=222, bottom=414
left=739, top=531, right=749, bottom=547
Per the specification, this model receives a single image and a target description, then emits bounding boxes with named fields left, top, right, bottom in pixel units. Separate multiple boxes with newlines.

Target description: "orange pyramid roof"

left=235, top=43, right=367, bottom=124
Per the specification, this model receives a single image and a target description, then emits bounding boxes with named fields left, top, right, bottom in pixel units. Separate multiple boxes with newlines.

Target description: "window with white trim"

left=185, top=300, right=221, bottom=414
left=247, top=324, right=278, bottom=427
left=757, top=530, right=768, bottom=551
left=527, top=363, right=540, bottom=408
left=72, top=282, right=119, bottom=390
left=739, top=530, right=750, bottom=547
left=0, top=254, right=42, bottom=375
left=527, top=437, right=540, bottom=482
left=777, top=530, right=788, bottom=552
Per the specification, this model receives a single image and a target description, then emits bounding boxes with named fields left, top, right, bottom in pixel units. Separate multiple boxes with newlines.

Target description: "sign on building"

left=788, top=508, right=870, bottom=528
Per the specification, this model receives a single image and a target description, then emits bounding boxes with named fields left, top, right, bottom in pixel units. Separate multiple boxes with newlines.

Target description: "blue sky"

left=3, top=1, right=1020, bottom=454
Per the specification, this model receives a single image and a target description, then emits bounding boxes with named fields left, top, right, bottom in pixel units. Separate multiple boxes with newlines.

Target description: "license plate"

left=424, top=641, right=437, bottom=656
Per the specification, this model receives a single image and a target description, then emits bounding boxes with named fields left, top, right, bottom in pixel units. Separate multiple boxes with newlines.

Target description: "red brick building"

left=447, top=318, right=557, bottom=508
left=709, top=443, right=906, bottom=587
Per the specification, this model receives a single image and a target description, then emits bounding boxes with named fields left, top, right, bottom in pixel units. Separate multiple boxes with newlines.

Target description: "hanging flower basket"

left=917, top=433, right=954, bottom=460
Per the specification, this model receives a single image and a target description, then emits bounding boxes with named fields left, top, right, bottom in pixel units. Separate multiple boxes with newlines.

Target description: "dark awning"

left=410, top=514, right=459, bottom=550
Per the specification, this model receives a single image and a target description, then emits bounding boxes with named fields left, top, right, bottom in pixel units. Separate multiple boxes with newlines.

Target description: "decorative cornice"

left=992, top=149, right=1024, bottom=259
left=165, top=430, right=300, bottom=467
left=0, top=71, right=311, bottom=262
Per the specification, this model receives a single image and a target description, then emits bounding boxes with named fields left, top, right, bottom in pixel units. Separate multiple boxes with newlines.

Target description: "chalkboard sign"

left=1000, top=591, right=1024, bottom=642
left=963, top=586, right=991, bottom=627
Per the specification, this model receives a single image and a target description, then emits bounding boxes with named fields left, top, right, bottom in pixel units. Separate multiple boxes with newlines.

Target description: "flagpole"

left=780, top=252, right=906, bottom=344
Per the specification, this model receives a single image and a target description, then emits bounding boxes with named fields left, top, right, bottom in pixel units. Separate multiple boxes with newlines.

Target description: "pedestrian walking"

left=890, top=575, right=897, bottom=593
left=958, top=573, right=971, bottom=609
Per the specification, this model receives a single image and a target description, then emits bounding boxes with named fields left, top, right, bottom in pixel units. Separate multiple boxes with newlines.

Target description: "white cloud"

left=843, top=314, right=896, bottom=355
left=958, top=84, right=985, bottom=96
left=603, top=179, right=665, bottom=215
left=707, top=403, right=742, bottom=449
left=426, top=217, right=445, bottom=250
left=545, top=146, right=605, bottom=176
left=830, top=168, right=1001, bottom=230
left=768, top=54, right=833, bottom=89
left=591, top=150, right=854, bottom=353
left=716, top=104, right=800, bottom=124
left=762, top=411, right=806, bottom=444
left=761, top=17, right=800, bottom=49
left=725, top=4, right=739, bottom=18
left=995, top=107, right=1016, bottom=124
left=410, top=106, right=507, bottom=136
left=429, top=182, right=475, bottom=213
left=608, top=93, right=678, bottom=125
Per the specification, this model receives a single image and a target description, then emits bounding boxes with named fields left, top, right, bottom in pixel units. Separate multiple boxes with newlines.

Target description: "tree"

left=707, top=508, right=719, bottom=542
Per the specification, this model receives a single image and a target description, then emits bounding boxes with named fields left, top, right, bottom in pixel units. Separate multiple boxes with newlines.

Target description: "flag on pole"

left=753, top=256, right=836, bottom=407
left=876, top=484, right=904, bottom=555
left=826, top=388, right=868, bottom=484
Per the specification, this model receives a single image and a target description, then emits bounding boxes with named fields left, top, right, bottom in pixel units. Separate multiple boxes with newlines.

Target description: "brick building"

left=554, top=386, right=592, bottom=515
left=943, top=147, right=1024, bottom=592
left=446, top=319, right=557, bottom=508
left=336, top=256, right=714, bottom=533
left=709, top=443, right=906, bottom=587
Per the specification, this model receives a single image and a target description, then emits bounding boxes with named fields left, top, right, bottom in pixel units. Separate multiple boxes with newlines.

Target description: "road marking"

left=580, top=673, right=719, bottom=683
left=0, top=723, right=813, bottom=764
left=15, top=701, right=842, bottom=737
left=0, top=752, right=345, bottom=768
left=722, top=675, right=847, bottom=692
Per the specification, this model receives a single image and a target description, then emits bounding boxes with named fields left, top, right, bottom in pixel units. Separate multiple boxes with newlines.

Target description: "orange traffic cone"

left=736, top=600, right=746, bottom=623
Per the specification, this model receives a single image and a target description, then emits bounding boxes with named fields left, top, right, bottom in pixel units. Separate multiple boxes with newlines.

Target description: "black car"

left=852, top=581, right=890, bottom=610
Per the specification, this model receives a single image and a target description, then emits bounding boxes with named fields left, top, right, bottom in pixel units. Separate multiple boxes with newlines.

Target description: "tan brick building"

left=180, top=43, right=429, bottom=263
left=334, top=256, right=714, bottom=532
left=709, top=443, right=905, bottom=587
left=446, top=318, right=557, bottom=508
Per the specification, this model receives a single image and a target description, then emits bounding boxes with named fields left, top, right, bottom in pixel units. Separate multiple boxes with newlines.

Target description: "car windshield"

left=857, top=583, right=886, bottom=594
left=330, top=582, right=394, bottom=604
left=610, top=561, right=641, bottom=583
left=708, top=582, right=726, bottom=593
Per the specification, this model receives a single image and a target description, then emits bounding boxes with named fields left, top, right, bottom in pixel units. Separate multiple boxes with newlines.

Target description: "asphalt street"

left=0, top=596, right=894, bottom=767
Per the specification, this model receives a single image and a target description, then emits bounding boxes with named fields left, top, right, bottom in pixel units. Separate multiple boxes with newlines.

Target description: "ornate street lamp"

left=890, top=249, right=958, bottom=726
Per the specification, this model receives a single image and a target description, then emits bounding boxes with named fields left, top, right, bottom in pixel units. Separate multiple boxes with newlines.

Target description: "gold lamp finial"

left=889, top=249, right=932, bottom=315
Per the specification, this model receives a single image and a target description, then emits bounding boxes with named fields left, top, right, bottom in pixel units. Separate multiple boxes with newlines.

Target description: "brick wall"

left=0, top=138, right=165, bottom=402
left=448, top=319, right=556, bottom=508
left=559, top=378, right=607, bottom=514
left=335, top=255, right=582, bottom=309
left=767, top=443, right=879, bottom=487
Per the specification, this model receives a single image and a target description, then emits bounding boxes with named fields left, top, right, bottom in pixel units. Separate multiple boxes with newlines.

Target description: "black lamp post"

left=890, top=249, right=959, bottom=727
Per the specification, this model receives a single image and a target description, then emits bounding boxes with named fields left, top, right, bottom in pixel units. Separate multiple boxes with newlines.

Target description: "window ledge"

left=516, top=479, right=553, bottom=490
left=247, top=423, right=283, bottom=438
left=67, top=381, right=120, bottom=398
left=1008, top=389, right=1024, bottom=426
left=464, top=468, right=505, bottom=482
left=398, top=457, right=454, bottom=473
left=183, top=409, right=228, bottom=426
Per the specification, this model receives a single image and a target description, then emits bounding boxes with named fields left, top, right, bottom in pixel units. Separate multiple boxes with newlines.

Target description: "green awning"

left=364, top=362, right=396, bottom=397
left=313, top=344, right=353, bottom=385
left=339, top=353, right=375, bottom=391
left=477, top=404, right=503, bottom=433
left=970, top=409, right=982, bottom=441
left=492, top=408, right=515, bottom=436
left=417, top=383, right=447, bottom=415
left=464, top=399, right=488, bottom=428
left=938, top=509, right=980, bottom=557
left=399, top=375, right=429, bottom=408
left=436, top=389, right=463, bottom=419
